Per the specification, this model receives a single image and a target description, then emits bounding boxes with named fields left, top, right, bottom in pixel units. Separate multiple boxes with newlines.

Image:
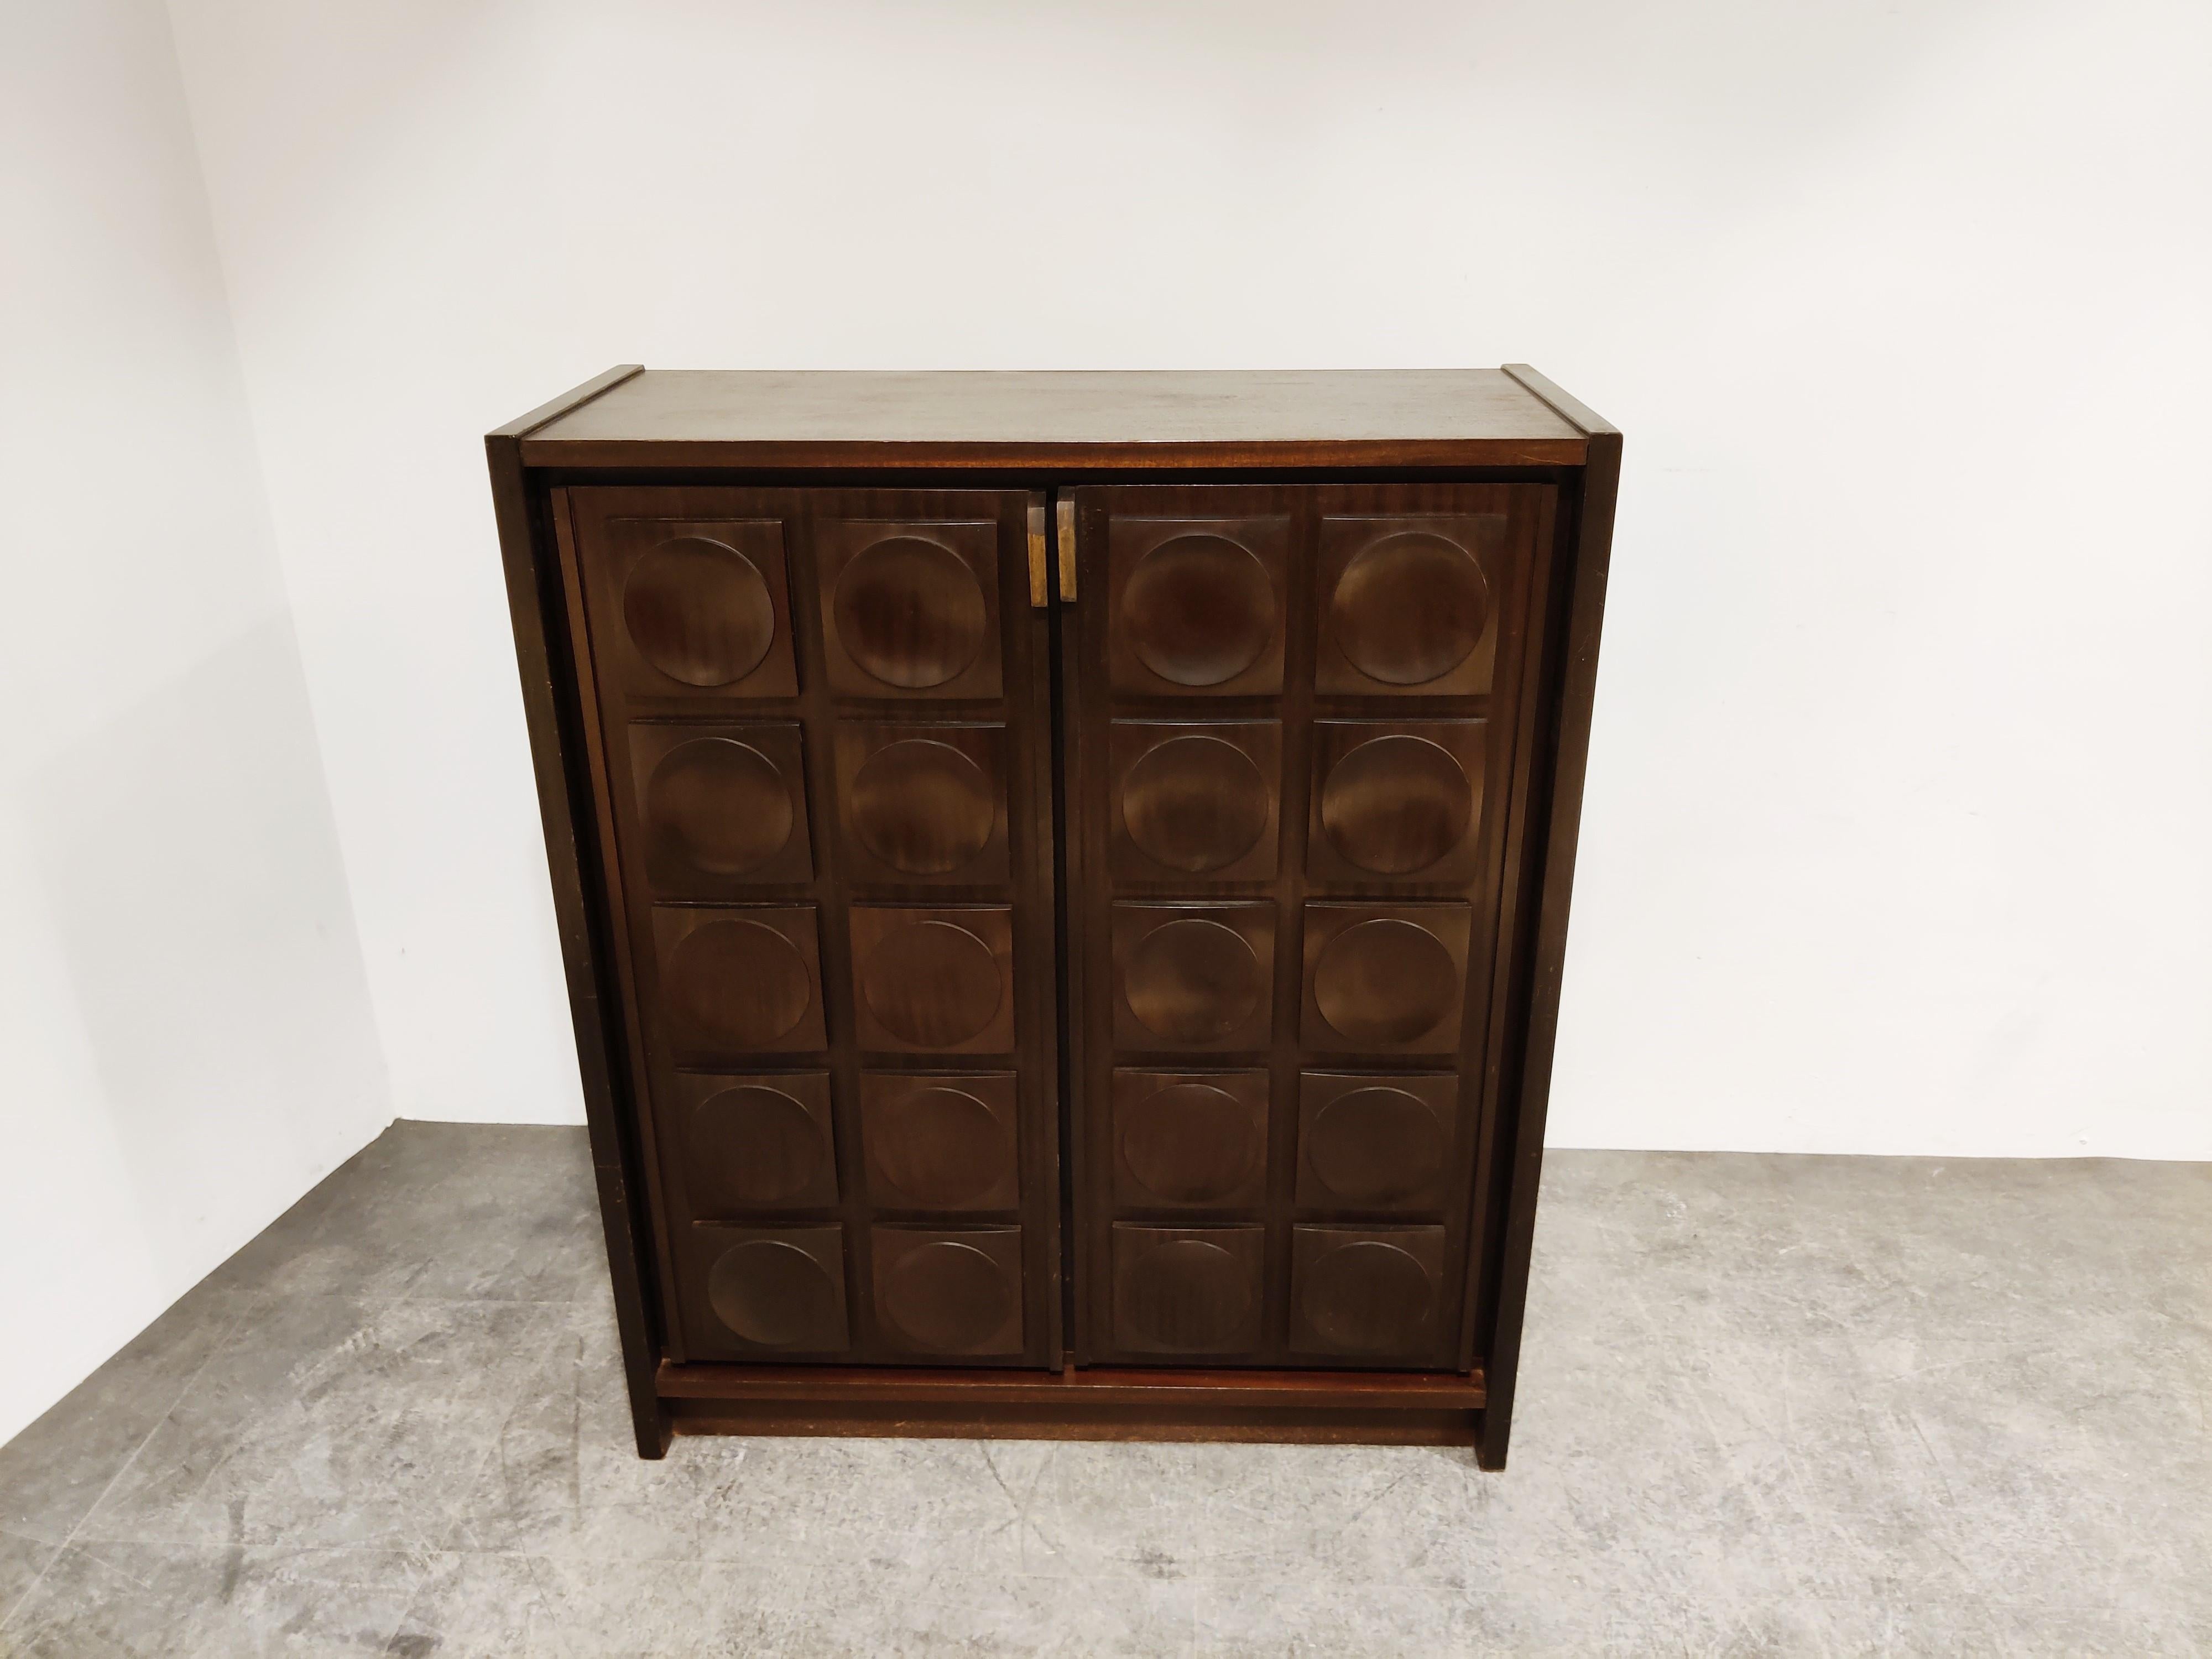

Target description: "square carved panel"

left=1300, top=902, right=1471, bottom=1056
left=1110, top=1070, right=1270, bottom=1211
left=680, top=1223, right=849, bottom=1360
left=591, top=518, right=798, bottom=700
left=848, top=905, right=1016, bottom=1055
left=1109, top=1223, right=1266, bottom=1358
left=859, top=1071, right=1020, bottom=1212
left=650, top=905, right=827, bottom=1060
left=1315, top=515, right=1505, bottom=697
left=1109, top=722, right=1280, bottom=884
left=1110, top=903, right=1276, bottom=1053
left=834, top=722, right=1009, bottom=885
left=817, top=519, right=1003, bottom=699
left=628, top=721, right=813, bottom=894
left=1306, top=720, right=1486, bottom=886
left=672, top=1070, right=839, bottom=1216
left=1288, top=1224, right=1447, bottom=1361
left=1106, top=517, right=1289, bottom=697
left=1295, top=1072, right=1460, bottom=1214
left=870, top=1225, right=1025, bottom=1358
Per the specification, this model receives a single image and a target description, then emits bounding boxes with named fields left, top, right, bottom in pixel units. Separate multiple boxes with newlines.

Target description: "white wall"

left=0, top=0, right=389, bottom=1443
left=161, top=0, right=2211, bottom=1155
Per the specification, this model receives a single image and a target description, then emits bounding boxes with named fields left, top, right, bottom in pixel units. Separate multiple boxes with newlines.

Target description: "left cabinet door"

left=556, top=486, right=1061, bottom=1368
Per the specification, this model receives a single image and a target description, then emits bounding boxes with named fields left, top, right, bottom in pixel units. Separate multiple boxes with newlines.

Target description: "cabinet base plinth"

left=657, top=1360, right=1486, bottom=1448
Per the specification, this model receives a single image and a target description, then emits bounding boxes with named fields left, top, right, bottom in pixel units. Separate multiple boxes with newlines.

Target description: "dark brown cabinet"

left=489, top=368, right=1619, bottom=1469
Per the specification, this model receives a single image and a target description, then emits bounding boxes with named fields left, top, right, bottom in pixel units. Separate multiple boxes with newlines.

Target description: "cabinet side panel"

left=485, top=444, right=668, bottom=1457
left=1474, top=431, right=1621, bottom=1469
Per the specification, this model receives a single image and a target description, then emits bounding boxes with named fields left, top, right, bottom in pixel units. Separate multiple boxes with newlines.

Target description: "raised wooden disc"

left=623, top=536, right=775, bottom=686
left=1320, top=735, right=1472, bottom=875
left=1120, top=1082, right=1261, bottom=1204
left=693, top=1085, right=824, bottom=1206
left=862, top=920, right=1004, bottom=1048
left=834, top=536, right=987, bottom=688
left=1312, top=919, right=1455, bottom=1046
left=1301, top=1239, right=1434, bottom=1352
left=1328, top=532, right=1488, bottom=686
left=666, top=920, right=813, bottom=1046
left=1122, top=534, right=1275, bottom=687
left=851, top=740, right=995, bottom=873
left=1124, top=919, right=1261, bottom=1043
left=707, top=1238, right=839, bottom=1347
left=646, top=739, right=794, bottom=875
left=1121, top=736, right=1270, bottom=873
left=1125, top=1238, right=1253, bottom=1352
left=1306, top=1087, right=1446, bottom=1204
left=882, top=1240, right=1014, bottom=1353
left=871, top=1087, right=1009, bottom=1208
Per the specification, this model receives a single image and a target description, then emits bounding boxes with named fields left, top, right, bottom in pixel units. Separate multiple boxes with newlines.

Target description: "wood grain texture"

left=630, top=722, right=814, bottom=892
left=655, top=1356, right=1484, bottom=1445
left=1470, top=388, right=1623, bottom=1470
left=684, top=1224, right=851, bottom=1358
left=520, top=368, right=1587, bottom=469
left=1309, top=720, right=1486, bottom=883
left=1110, top=722, right=1281, bottom=882
left=486, top=393, right=665, bottom=1458
left=560, top=483, right=1061, bottom=1370
left=1061, top=482, right=1554, bottom=1372
left=1295, top=1072, right=1460, bottom=1213
left=818, top=517, right=1002, bottom=697
left=492, top=365, right=1617, bottom=1455
left=675, top=1071, right=839, bottom=1214
left=834, top=723, right=1009, bottom=884
left=860, top=1071, right=1021, bottom=1212
left=1112, top=1068, right=1271, bottom=1210
left=871, top=1226, right=1026, bottom=1357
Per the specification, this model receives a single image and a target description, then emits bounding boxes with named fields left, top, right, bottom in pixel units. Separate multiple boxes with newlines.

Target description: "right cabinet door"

left=1059, top=483, right=1556, bottom=1369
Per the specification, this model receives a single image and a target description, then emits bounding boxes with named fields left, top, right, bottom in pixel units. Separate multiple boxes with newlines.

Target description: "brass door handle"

left=1026, top=495, right=1050, bottom=608
left=1055, top=494, right=1078, bottom=602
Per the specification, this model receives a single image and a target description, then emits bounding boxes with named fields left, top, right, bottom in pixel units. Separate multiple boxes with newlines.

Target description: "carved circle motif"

left=862, top=920, right=1003, bottom=1048
left=623, top=536, right=776, bottom=687
left=1121, top=737, right=1270, bottom=874
left=1306, top=1087, right=1446, bottom=1204
left=1120, top=1083, right=1260, bottom=1204
left=1122, top=534, right=1275, bottom=687
left=1312, top=919, right=1455, bottom=1046
left=1319, top=735, right=1472, bottom=875
left=872, top=1087, right=1009, bottom=1208
left=1301, top=1239, right=1434, bottom=1352
left=1329, top=532, right=1489, bottom=686
left=707, top=1238, right=838, bottom=1348
left=851, top=740, right=995, bottom=874
left=1124, top=920, right=1261, bottom=1044
left=883, top=1240, right=1013, bottom=1353
left=666, top=921, right=812, bottom=1046
left=693, top=1086, right=823, bottom=1206
left=1126, top=1238, right=1252, bottom=1352
left=834, top=536, right=987, bottom=688
left=646, top=739, right=792, bottom=876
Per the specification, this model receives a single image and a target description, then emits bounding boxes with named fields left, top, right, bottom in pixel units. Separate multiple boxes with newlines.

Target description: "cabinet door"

left=558, top=486, right=1060, bottom=1368
left=1058, top=483, right=1554, bottom=1368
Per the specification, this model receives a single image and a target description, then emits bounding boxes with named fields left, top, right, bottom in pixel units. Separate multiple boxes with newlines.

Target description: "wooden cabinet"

left=489, top=368, right=1619, bottom=1469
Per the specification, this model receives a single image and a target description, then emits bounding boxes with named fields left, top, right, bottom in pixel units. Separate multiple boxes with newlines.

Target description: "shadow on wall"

left=27, top=613, right=390, bottom=1288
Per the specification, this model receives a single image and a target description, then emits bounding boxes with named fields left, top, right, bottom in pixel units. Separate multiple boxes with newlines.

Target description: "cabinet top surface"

left=510, top=367, right=1601, bottom=468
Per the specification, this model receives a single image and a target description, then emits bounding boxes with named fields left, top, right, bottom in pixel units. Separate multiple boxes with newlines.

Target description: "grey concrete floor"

left=0, top=1124, right=2206, bottom=1657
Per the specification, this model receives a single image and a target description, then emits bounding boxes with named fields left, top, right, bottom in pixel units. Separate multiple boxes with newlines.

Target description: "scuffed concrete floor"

left=0, top=1123, right=2206, bottom=1657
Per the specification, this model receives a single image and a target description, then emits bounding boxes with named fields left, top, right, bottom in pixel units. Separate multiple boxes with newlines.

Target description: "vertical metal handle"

left=1055, top=494, right=1078, bottom=602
